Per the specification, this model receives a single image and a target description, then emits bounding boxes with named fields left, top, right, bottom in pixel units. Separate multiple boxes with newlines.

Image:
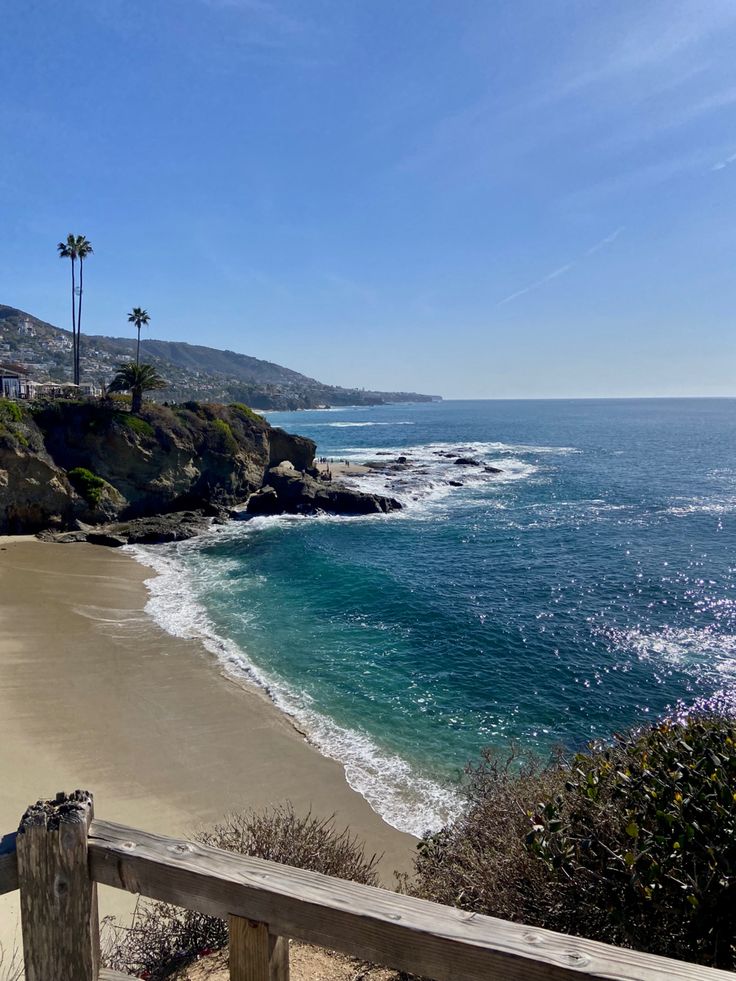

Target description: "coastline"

left=0, top=538, right=417, bottom=950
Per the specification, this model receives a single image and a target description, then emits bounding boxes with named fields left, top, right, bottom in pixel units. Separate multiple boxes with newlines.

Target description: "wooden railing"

left=0, top=791, right=730, bottom=981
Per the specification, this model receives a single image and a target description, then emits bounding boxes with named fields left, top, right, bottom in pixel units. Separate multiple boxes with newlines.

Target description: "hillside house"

left=0, top=365, right=27, bottom=399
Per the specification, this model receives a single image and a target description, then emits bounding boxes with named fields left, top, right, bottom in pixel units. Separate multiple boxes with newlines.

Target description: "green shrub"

left=0, top=399, right=22, bottom=424
left=229, top=402, right=263, bottom=423
left=117, top=413, right=155, bottom=438
left=207, top=418, right=238, bottom=455
left=414, top=713, right=736, bottom=968
left=67, top=467, right=107, bottom=506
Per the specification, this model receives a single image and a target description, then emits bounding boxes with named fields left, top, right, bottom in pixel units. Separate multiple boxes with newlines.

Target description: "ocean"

left=130, top=398, right=736, bottom=836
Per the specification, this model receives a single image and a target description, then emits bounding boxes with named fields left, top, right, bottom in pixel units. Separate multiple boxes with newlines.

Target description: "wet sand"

left=0, top=538, right=416, bottom=949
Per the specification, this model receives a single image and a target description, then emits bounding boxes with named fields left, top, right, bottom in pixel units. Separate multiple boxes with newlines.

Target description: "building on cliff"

left=0, top=364, right=26, bottom=399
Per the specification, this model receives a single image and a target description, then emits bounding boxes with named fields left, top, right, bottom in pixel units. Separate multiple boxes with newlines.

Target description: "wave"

left=340, top=439, right=577, bottom=456
left=665, top=495, right=736, bottom=517
left=309, top=421, right=416, bottom=428
left=324, top=440, right=542, bottom=515
left=600, top=624, right=736, bottom=676
left=125, top=538, right=463, bottom=837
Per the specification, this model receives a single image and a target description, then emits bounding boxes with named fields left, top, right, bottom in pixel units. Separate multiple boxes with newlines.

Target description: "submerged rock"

left=454, top=457, right=481, bottom=466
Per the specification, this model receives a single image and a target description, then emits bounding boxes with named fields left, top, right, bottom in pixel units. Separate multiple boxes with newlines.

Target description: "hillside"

left=0, top=304, right=438, bottom=409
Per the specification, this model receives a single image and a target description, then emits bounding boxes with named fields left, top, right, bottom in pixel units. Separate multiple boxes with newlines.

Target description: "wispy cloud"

left=533, top=1, right=736, bottom=108
left=584, top=227, right=625, bottom=256
left=711, top=150, right=736, bottom=172
left=394, top=1, right=736, bottom=198
left=498, top=228, right=624, bottom=306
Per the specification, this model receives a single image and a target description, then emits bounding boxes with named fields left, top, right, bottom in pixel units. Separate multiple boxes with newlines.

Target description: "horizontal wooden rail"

left=0, top=831, right=18, bottom=895
left=88, top=818, right=729, bottom=981
left=2, top=801, right=730, bottom=981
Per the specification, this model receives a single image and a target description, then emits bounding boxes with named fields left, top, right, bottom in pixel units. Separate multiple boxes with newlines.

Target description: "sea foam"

left=126, top=535, right=463, bottom=837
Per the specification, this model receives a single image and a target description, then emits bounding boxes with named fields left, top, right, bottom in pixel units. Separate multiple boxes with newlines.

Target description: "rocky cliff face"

left=0, top=399, right=316, bottom=534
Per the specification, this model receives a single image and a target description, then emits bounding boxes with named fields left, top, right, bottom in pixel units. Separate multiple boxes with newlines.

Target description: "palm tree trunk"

left=76, top=259, right=84, bottom=386
left=136, top=327, right=141, bottom=367
left=70, top=258, right=77, bottom=384
left=131, top=387, right=143, bottom=414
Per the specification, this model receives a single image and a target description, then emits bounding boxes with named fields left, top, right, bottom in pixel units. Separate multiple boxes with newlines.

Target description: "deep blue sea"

left=133, top=399, right=736, bottom=834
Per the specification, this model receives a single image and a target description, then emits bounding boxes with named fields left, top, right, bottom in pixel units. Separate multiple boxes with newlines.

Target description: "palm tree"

left=75, top=236, right=93, bottom=385
left=127, top=307, right=150, bottom=366
left=107, top=362, right=166, bottom=414
left=57, top=233, right=93, bottom=385
left=57, top=235, right=78, bottom=381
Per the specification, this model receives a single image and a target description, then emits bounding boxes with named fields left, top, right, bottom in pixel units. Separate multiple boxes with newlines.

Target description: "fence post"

left=16, top=790, right=99, bottom=981
left=229, top=915, right=289, bottom=981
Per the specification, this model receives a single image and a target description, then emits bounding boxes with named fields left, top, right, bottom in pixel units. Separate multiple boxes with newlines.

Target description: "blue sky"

left=2, top=0, right=736, bottom=398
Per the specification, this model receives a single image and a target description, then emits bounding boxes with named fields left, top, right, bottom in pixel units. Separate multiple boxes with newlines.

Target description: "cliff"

left=0, top=398, right=315, bottom=534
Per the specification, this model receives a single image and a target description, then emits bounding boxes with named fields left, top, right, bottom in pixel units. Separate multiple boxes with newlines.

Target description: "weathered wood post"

left=229, top=915, right=289, bottom=981
left=16, top=790, right=100, bottom=981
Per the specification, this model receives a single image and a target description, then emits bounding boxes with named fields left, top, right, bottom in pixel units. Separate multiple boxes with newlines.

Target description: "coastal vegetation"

left=97, top=712, right=736, bottom=978
left=67, top=467, right=107, bottom=506
left=413, top=711, right=736, bottom=969
left=103, top=806, right=380, bottom=979
left=107, top=362, right=167, bottom=414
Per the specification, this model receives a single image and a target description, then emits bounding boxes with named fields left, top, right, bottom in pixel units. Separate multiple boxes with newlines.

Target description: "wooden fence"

left=0, top=790, right=730, bottom=981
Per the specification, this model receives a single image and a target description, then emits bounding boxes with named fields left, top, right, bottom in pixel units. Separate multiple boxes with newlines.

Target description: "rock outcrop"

left=39, top=510, right=219, bottom=546
left=247, top=462, right=402, bottom=516
left=0, top=399, right=316, bottom=534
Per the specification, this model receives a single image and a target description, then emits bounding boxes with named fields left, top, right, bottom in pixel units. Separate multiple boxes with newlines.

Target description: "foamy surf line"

left=124, top=539, right=462, bottom=837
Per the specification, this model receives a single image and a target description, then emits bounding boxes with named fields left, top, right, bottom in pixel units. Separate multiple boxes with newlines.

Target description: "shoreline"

left=126, top=533, right=462, bottom=838
left=0, top=538, right=417, bottom=950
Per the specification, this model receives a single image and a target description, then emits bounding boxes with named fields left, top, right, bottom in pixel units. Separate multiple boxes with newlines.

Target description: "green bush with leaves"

left=528, top=714, right=736, bottom=965
left=117, top=413, right=155, bottom=438
left=67, top=467, right=107, bottom=506
left=415, top=713, right=736, bottom=968
left=0, top=398, right=23, bottom=424
left=207, top=418, right=238, bottom=455
left=229, top=402, right=263, bottom=423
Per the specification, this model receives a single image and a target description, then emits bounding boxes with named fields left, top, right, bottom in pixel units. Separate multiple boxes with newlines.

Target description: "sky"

left=2, top=0, right=736, bottom=399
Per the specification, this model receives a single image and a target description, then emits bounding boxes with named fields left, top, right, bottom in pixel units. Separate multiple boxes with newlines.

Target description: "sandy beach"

left=0, top=538, right=416, bottom=950
left=314, top=460, right=371, bottom=478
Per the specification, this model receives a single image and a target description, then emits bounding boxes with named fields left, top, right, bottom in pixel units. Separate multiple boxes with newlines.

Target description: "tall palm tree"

left=57, top=235, right=78, bottom=381
left=57, top=233, right=93, bottom=385
left=127, top=307, right=150, bottom=365
left=107, top=362, right=166, bottom=414
left=75, top=236, right=93, bottom=385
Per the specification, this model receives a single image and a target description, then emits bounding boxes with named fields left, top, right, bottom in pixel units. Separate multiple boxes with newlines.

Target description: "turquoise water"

left=134, top=399, right=736, bottom=833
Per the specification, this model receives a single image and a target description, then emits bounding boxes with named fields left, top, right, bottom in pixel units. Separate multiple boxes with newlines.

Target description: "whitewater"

left=128, top=398, right=736, bottom=836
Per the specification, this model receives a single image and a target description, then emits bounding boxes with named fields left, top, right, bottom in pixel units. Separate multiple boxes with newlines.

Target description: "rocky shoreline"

left=0, top=398, right=402, bottom=545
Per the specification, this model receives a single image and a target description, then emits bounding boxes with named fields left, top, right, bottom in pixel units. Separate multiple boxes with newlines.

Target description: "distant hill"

left=0, top=305, right=439, bottom=409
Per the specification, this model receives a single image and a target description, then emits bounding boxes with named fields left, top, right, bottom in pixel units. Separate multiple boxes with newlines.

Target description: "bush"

left=414, top=713, right=736, bottom=968
left=67, top=466, right=107, bottom=506
left=229, top=402, right=263, bottom=423
left=206, top=418, right=238, bottom=455
left=0, top=399, right=22, bottom=424
left=117, top=413, right=155, bottom=438
left=104, top=805, right=380, bottom=979
left=413, top=749, right=566, bottom=924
